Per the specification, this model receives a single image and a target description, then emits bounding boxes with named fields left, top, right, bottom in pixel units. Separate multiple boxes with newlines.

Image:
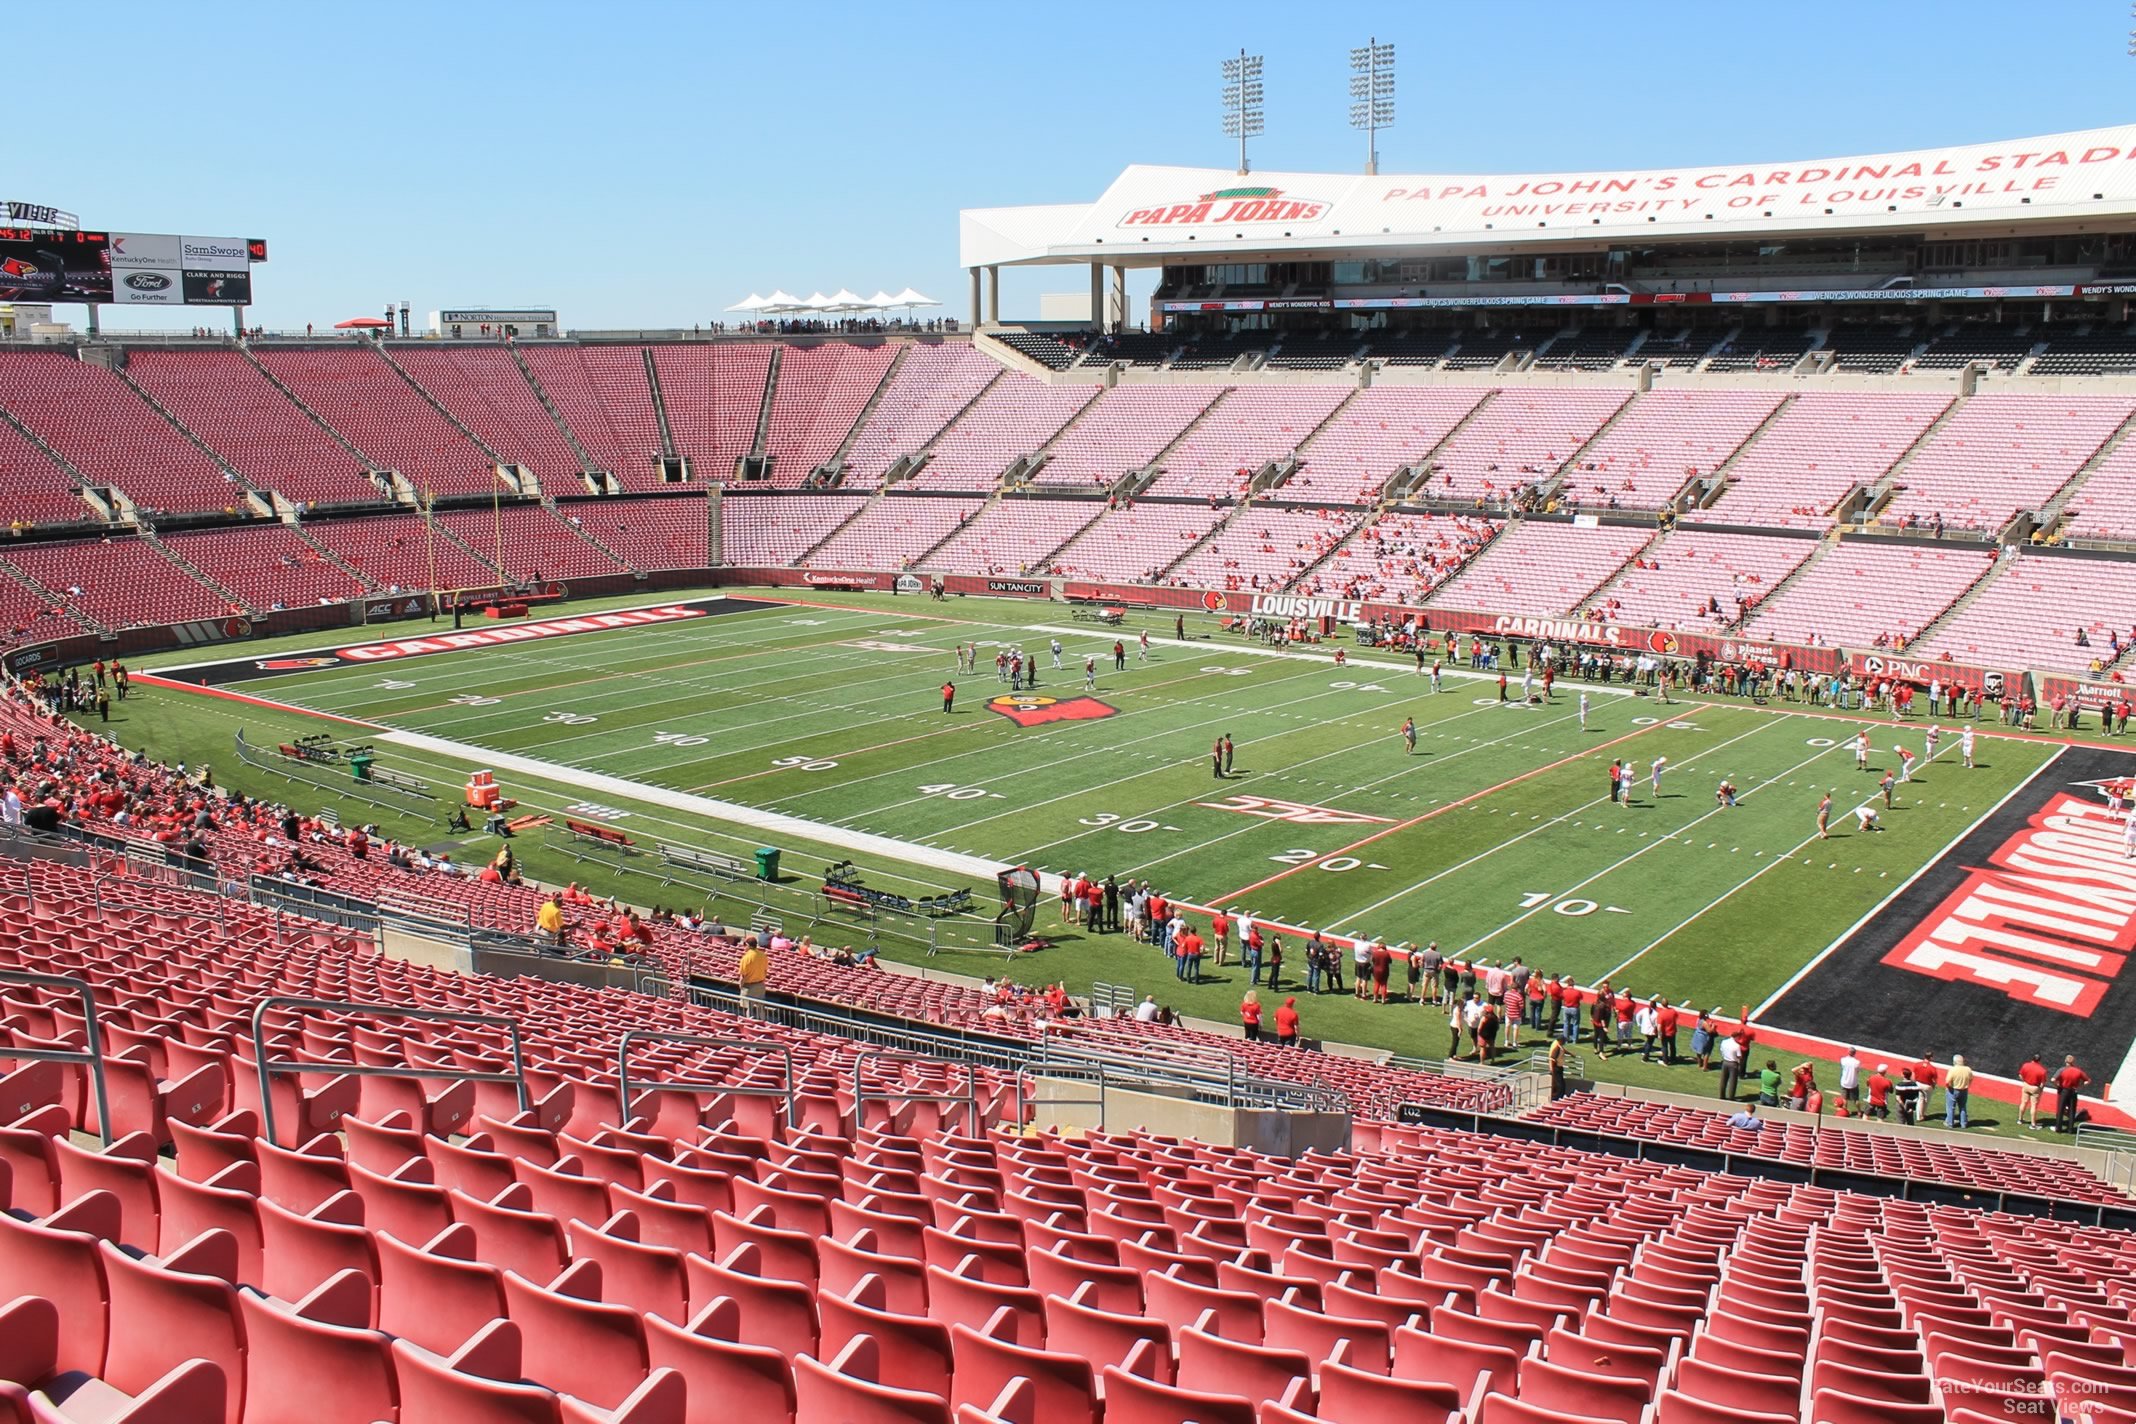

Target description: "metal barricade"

left=616, top=1031, right=797, bottom=1129
left=0, top=969, right=114, bottom=1146
left=852, top=1049, right=980, bottom=1135
left=248, top=997, right=528, bottom=1146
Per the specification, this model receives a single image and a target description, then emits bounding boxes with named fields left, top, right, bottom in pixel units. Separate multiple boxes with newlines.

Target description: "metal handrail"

left=616, top=1030, right=796, bottom=1129
left=853, top=1049, right=980, bottom=1135
left=0, top=969, right=114, bottom=1146
left=248, top=997, right=528, bottom=1145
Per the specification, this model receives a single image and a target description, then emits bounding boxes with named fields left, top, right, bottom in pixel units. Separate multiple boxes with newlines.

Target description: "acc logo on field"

left=1201, top=591, right=1230, bottom=612
left=986, top=694, right=1118, bottom=728
left=1645, top=631, right=1680, bottom=655
left=254, top=657, right=340, bottom=670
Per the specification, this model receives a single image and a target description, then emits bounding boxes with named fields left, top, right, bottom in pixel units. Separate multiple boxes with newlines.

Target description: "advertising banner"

left=109, top=233, right=251, bottom=306
left=106, top=232, right=182, bottom=305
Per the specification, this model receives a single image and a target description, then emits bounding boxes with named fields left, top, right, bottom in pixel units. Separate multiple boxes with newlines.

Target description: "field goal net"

left=995, top=866, right=1040, bottom=946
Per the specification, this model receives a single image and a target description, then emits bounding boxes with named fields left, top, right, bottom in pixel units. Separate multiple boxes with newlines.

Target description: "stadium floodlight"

left=1221, top=49, right=1265, bottom=176
left=1348, top=37, right=1395, bottom=175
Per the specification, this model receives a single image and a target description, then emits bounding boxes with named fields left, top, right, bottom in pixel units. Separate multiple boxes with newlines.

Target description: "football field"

left=138, top=590, right=2066, bottom=1045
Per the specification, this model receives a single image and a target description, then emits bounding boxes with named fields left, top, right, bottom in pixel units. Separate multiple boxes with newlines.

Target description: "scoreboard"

left=0, top=226, right=267, bottom=307
left=0, top=228, right=112, bottom=303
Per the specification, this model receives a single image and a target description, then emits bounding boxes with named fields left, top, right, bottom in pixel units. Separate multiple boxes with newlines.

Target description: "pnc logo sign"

left=1120, top=187, right=1332, bottom=228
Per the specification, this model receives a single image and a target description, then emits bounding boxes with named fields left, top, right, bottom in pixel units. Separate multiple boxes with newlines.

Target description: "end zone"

left=146, top=596, right=775, bottom=687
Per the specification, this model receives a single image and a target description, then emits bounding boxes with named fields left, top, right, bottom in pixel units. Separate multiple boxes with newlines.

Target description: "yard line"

left=1316, top=718, right=1784, bottom=933
left=1453, top=737, right=1854, bottom=960
left=1594, top=826, right=1831, bottom=991
left=1207, top=717, right=1682, bottom=905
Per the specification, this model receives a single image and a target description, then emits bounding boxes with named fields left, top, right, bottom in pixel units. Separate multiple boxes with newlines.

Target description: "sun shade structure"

left=724, top=293, right=769, bottom=313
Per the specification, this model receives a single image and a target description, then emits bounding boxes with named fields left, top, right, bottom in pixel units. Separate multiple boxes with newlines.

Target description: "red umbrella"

left=334, top=317, right=392, bottom=329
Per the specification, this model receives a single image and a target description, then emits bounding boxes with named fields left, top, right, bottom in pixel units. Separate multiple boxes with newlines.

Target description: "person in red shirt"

left=1656, top=1001, right=1681, bottom=1064
left=1614, top=990, right=1636, bottom=1051
left=2017, top=1055, right=2049, bottom=1129
left=941, top=681, right=956, bottom=714
left=2053, top=1056, right=2090, bottom=1133
left=1239, top=990, right=1263, bottom=1042
left=1209, top=910, right=1232, bottom=967
left=1174, top=927, right=1204, bottom=983
left=1865, top=1064, right=1893, bottom=1119
left=1146, top=892, right=1168, bottom=946
left=1913, top=1054, right=1939, bottom=1117
left=1273, top=997, right=1301, bottom=1048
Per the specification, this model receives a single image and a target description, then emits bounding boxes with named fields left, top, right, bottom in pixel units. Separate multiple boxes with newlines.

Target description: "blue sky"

left=17, top=1, right=2136, bottom=332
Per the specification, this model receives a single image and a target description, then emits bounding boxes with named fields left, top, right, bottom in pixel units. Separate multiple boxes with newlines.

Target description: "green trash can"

left=754, top=847, right=781, bottom=882
left=349, top=753, right=375, bottom=784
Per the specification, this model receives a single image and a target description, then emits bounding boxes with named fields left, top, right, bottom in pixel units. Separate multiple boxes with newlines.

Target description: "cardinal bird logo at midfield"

left=986, top=694, right=1118, bottom=728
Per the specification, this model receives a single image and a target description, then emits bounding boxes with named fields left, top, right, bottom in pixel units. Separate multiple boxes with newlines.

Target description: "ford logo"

left=126, top=272, right=171, bottom=291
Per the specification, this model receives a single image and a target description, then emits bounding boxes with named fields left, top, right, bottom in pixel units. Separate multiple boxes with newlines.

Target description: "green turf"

left=102, top=589, right=2059, bottom=1097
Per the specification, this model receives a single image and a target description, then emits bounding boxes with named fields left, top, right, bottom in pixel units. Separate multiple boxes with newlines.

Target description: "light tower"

left=1221, top=50, right=1264, bottom=176
left=1349, top=37, right=1395, bottom=176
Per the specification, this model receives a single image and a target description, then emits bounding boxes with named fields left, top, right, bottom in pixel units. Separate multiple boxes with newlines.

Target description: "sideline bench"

left=561, top=818, right=638, bottom=861
left=659, top=843, right=747, bottom=884
left=371, top=766, right=433, bottom=798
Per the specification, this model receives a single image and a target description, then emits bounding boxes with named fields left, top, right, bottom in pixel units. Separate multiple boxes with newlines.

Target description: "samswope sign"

left=108, top=232, right=252, bottom=307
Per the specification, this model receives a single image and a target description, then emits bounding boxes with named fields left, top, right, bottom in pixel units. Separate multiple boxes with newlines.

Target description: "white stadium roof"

left=961, top=124, right=2136, bottom=269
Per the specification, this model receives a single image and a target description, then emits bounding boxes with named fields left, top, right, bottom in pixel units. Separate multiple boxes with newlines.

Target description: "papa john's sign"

left=1120, top=186, right=1333, bottom=229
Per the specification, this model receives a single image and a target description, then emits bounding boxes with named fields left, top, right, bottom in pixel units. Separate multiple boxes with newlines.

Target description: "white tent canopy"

left=732, top=287, right=937, bottom=320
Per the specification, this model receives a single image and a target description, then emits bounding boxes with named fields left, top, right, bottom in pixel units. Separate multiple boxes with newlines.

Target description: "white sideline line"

left=1027, top=625, right=1648, bottom=698
left=374, top=728, right=1013, bottom=885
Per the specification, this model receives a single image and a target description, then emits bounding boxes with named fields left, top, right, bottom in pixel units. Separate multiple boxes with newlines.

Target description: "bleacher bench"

left=659, top=843, right=747, bottom=883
